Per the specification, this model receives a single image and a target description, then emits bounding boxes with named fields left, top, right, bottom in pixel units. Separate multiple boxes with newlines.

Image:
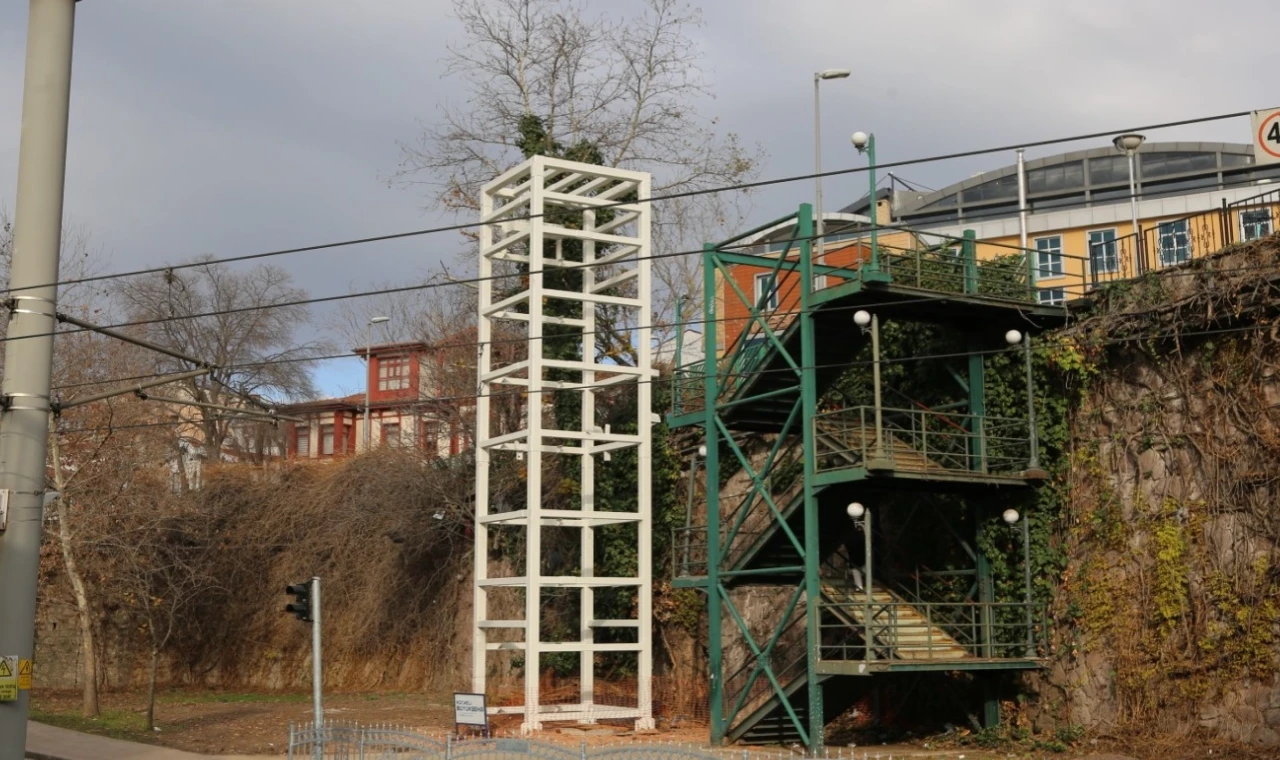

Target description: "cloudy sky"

left=1, top=0, right=1275, bottom=396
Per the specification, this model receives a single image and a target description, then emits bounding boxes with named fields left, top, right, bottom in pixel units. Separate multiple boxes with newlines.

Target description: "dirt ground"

left=27, top=688, right=1277, bottom=760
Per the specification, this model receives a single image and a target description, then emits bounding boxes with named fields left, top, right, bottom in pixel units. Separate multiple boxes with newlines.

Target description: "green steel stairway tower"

left=668, top=204, right=1073, bottom=749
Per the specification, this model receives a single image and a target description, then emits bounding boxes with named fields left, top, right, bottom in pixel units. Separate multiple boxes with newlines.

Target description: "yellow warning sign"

left=18, top=659, right=32, bottom=690
left=0, top=656, right=16, bottom=702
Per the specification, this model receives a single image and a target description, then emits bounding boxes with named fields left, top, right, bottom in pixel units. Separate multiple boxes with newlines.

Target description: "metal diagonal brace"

left=51, top=368, right=214, bottom=411
left=55, top=311, right=213, bottom=368
left=134, top=391, right=305, bottom=424
left=720, top=583, right=809, bottom=743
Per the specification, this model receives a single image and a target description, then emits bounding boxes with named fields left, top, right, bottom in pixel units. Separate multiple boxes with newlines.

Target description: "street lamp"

left=814, top=69, right=850, bottom=287
left=1113, top=133, right=1146, bottom=268
left=1001, top=506, right=1036, bottom=657
left=364, top=316, right=391, bottom=452
left=853, top=309, right=883, bottom=458
left=846, top=501, right=873, bottom=608
left=851, top=130, right=879, bottom=269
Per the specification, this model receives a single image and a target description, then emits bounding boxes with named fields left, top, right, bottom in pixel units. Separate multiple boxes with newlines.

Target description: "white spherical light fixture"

left=697, top=444, right=707, bottom=458
left=853, top=310, right=872, bottom=327
left=1005, top=329, right=1023, bottom=346
left=847, top=502, right=865, bottom=519
left=850, top=131, right=869, bottom=150
left=1002, top=508, right=1020, bottom=525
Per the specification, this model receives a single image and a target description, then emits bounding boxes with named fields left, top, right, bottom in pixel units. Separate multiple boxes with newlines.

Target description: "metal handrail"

left=813, top=405, right=1031, bottom=476
left=818, top=600, right=1047, bottom=662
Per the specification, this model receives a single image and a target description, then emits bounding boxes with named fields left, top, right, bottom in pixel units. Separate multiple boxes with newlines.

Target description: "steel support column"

left=797, top=203, right=826, bottom=750
left=702, top=243, right=724, bottom=745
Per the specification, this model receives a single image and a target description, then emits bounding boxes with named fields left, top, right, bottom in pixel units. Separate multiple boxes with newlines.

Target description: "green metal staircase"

left=670, top=203, right=1068, bottom=749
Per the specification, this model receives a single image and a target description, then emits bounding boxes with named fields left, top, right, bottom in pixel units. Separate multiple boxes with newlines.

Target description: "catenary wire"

left=0, top=109, right=1253, bottom=297
left=46, top=252, right=1280, bottom=396
left=51, top=316, right=1278, bottom=438
left=10, top=180, right=1279, bottom=350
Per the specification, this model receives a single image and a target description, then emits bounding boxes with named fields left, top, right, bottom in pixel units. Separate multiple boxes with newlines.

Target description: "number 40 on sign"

left=1253, top=107, right=1280, bottom=167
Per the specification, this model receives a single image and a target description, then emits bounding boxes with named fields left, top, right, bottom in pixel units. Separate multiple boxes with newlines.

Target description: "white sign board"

left=453, top=692, right=488, bottom=727
left=1253, top=108, right=1280, bottom=166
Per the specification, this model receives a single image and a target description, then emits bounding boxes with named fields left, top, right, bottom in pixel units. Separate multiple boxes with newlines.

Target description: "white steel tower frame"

left=473, top=156, right=654, bottom=732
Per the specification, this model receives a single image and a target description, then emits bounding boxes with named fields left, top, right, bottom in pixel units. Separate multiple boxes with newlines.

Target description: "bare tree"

left=113, top=258, right=326, bottom=470
left=393, top=0, right=762, bottom=342
left=4, top=211, right=125, bottom=718
left=96, top=501, right=222, bottom=731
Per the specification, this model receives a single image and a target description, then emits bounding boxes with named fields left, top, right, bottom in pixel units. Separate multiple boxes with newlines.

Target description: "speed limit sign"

left=1253, top=108, right=1280, bottom=166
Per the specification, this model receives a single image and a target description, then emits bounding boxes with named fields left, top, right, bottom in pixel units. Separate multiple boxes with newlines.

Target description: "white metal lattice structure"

left=473, top=156, right=654, bottom=732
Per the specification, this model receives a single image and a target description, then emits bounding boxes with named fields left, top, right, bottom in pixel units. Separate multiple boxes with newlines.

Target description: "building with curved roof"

left=853, top=141, right=1277, bottom=226
left=720, top=140, right=1280, bottom=334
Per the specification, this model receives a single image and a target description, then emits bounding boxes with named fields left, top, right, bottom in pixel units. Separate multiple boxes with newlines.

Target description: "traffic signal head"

left=285, top=582, right=312, bottom=622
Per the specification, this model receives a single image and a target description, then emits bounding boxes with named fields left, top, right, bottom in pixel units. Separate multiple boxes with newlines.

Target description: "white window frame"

left=1240, top=207, right=1274, bottom=241
left=377, top=355, right=411, bottom=392
left=1034, top=236, right=1064, bottom=279
left=1086, top=228, right=1119, bottom=275
left=320, top=424, right=335, bottom=456
left=753, top=272, right=778, bottom=311
left=1037, top=287, right=1065, bottom=306
left=295, top=427, right=310, bottom=457
left=1157, top=219, right=1191, bottom=267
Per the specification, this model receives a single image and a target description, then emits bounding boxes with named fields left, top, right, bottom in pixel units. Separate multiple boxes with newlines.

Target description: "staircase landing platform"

left=816, top=657, right=1044, bottom=675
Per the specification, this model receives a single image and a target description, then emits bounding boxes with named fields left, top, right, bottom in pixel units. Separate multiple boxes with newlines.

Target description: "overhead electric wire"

left=12, top=180, right=1277, bottom=350
left=45, top=249, right=1280, bottom=397
left=0, top=109, right=1253, bottom=298
left=51, top=318, right=1279, bottom=439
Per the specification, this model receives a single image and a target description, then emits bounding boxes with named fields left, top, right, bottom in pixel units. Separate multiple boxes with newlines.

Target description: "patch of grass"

left=158, top=690, right=310, bottom=705
left=29, top=707, right=155, bottom=743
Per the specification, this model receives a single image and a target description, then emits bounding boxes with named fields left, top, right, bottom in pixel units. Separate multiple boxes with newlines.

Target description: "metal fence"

left=287, top=723, right=981, bottom=760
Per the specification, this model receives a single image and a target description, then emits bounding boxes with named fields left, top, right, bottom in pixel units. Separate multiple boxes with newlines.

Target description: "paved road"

left=25, top=721, right=276, bottom=760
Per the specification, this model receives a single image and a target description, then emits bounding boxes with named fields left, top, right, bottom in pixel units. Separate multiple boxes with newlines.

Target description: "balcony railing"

left=813, top=406, right=1032, bottom=477
left=818, top=599, right=1048, bottom=662
left=1088, top=186, right=1280, bottom=289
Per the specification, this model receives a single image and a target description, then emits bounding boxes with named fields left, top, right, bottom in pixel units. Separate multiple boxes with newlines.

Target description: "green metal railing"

left=813, top=406, right=1032, bottom=476
left=672, top=442, right=806, bottom=579
left=817, top=600, right=1048, bottom=662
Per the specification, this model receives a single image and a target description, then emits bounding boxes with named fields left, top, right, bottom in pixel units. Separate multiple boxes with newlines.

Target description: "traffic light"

left=285, top=581, right=312, bottom=622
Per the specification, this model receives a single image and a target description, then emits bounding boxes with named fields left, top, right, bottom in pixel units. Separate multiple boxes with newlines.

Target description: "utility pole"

left=0, top=2, right=78, bottom=759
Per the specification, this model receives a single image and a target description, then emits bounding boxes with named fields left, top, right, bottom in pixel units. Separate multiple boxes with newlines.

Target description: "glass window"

left=378, top=356, right=411, bottom=391
left=1141, top=152, right=1216, bottom=178
left=382, top=422, right=402, bottom=448
left=1037, top=287, right=1065, bottom=306
left=420, top=420, right=439, bottom=458
left=1035, top=236, right=1064, bottom=278
left=753, top=272, right=778, bottom=311
left=1091, top=186, right=1134, bottom=203
left=1089, top=155, right=1130, bottom=186
left=295, top=427, right=310, bottom=456
left=1142, top=176, right=1219, bottom=198
left=962, top=202, right=1020, bottom=222
left=902, top=210, right=960, bottom=225
left=961, top=174, right=1020, bottom=203
left=1028, top=161, right=1084, bottom=194
left=918, top=193, right=958, bottom=210
left=321, top=424, right=335, bottom=456
left=1221, top=152, right=1254, bottom=168
left=1157, top=219, right=1191, bottom=266
left=1088, top=229, right=1118, bottom=274
left=1030, top=194, right=1087, bottom=212
left=1241, top=208, right=1274, bottom=241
